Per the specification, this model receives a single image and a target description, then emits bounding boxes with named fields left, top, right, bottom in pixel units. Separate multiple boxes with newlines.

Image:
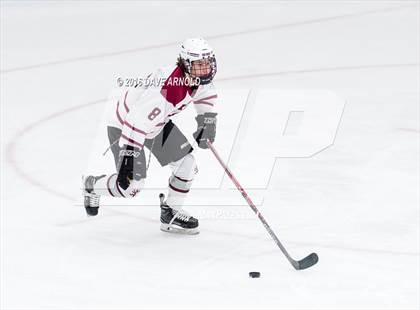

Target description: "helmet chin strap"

left=186, top=69, right=214, bottom=85
left=196, top=74, right=213, bottom=85
left=183, top=71, right=212, bottom=87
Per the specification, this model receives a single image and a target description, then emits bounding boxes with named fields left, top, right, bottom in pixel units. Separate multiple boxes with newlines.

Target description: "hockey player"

left=83, top=38, right=218, bottom=234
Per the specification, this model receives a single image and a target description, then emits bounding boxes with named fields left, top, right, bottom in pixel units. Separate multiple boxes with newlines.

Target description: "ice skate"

left=83, top=175, right=105, bottom=216
left=159, top=193, right=199, bottom=235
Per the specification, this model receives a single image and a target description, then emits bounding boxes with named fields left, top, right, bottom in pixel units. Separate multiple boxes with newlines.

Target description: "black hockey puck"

left=249, top=272, right=260, bottom=278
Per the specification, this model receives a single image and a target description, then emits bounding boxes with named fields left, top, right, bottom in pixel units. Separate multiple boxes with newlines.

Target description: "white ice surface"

left=1, top=2, right=419, bottom=309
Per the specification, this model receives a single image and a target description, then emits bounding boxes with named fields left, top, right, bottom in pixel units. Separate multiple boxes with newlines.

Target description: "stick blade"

left=296, top=252, right=319, bottom=270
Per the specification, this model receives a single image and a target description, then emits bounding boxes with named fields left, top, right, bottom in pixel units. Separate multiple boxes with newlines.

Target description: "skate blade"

left=160, top=223, right=199, bottom=235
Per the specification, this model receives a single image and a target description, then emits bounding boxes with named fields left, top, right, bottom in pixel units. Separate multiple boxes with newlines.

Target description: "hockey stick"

left=206, top=140, right=318, bottom=270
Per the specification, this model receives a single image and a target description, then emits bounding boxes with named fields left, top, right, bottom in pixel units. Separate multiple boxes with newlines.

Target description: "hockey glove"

left=193, top=112, right=217, bottom=149
left=117, top=145, right=146, bottom=190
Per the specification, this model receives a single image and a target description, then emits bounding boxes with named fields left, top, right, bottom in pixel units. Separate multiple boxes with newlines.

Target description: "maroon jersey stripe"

left=121, top=134, right=144, bottom=148
left=174, top=175, right=192, bottom=182
left=123, top=121, right=147, bottom=135
left=193, top=101, right=214, bottom=106
left=123, top=91, right=129, bottom=113
left=195, top=94, right=217, bottom=102
left=169, top=183, right=190, bottom=193
left=116, top=101, right=124, bottom=125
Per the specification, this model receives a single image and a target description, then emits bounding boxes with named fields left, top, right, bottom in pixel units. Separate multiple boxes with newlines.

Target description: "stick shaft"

left=207, top=141, right=296, bottom=265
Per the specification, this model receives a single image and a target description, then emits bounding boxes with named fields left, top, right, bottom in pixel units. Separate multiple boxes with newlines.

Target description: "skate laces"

left=86, top=192, right=100, bottom=208
left=172, top=209, right=191, bottom=222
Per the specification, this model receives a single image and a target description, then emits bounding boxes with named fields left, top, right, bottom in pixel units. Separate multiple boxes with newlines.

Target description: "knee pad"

left=168, top=154, right=197, bottom=195
left=170, top=153, right=198, bottom=181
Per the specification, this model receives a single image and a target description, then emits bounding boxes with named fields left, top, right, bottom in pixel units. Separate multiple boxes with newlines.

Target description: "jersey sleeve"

left=192, top=82, right=218, bottom=115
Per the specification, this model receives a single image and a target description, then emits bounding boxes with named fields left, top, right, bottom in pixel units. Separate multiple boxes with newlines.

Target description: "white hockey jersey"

left=106, top=65, right=218, bottom=148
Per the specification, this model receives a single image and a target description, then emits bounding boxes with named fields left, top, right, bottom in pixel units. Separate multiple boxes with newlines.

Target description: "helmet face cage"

left=188, top=55, right=217, bottom=85
left=180, top=55, right=217, bottom=85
